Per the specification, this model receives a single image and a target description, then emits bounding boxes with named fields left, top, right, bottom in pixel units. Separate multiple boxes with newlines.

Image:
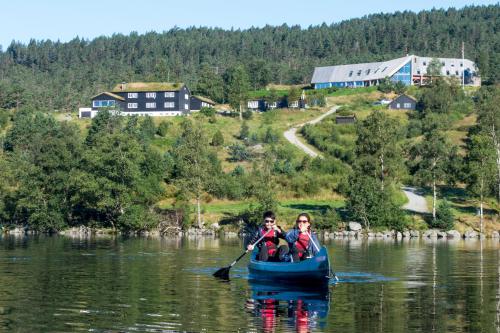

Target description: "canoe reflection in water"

left=246, top=280, right=330, bottom=333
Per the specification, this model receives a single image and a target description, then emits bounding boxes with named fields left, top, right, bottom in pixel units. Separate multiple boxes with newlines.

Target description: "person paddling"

left=285, top=213, right=321, bottom=262
left=247, top=211, right=288, bottom=262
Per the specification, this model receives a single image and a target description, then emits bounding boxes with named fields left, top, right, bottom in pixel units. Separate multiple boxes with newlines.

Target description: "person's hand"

left=247, top=244, right=254, bottom=251
left=300, top=225, right=308, bottom=233
left=272, top=225, right=280, bottom=231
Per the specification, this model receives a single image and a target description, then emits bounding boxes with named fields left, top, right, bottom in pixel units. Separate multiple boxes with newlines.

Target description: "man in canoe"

left=285, top=213, right=321, bottom=262
left=247, top=211, right=289, bottom=262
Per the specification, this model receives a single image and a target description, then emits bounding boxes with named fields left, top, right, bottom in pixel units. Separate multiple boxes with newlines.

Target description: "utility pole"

left=461, top=41, right=465, bottom=90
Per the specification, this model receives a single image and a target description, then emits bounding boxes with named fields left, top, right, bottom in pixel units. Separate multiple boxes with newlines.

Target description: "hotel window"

left=128, top=103, right=138, bottom=109
left=446, top=70, right=450, bottom=75
left=165, top=92, right=175, bottom=98
left=357, top=70, right=362, bottom=76
left=128, top=93, right=138, bottom=98
left=460, top=63, right=463, bottom=67
left=455, top=71, right=459, bottom=75
left=146, top=102, right=156, bottom=108
left=184, top=103, right=189, bottom=110
left=184, top=94, right=189, bottom=100
left=164, top=102, right=175, bottom=108
left=146, top=92, right=156, bottom=98
left=423, top=62, right=427, bottom=66
left=349, top=71, right=353, bottom=77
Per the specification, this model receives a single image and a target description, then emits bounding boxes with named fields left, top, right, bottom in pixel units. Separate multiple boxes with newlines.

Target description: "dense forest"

left=0, top=5, right=499, bottom=112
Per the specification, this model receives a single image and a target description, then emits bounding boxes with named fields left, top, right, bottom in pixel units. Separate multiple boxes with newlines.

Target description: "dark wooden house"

left=388, top=94, right=417, bottom=110
left=190, top=96, right=216, bottom=111
left=80, top=82, right=194, bottom=118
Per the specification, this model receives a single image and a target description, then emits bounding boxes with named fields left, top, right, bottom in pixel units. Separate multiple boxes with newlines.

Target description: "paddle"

left=213, top=229, right=271, bottom=279
left=306, top=230, right=339, bottom=281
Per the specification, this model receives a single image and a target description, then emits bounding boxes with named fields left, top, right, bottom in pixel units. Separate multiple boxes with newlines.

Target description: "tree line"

left=0, top=5, right=499, bottom=112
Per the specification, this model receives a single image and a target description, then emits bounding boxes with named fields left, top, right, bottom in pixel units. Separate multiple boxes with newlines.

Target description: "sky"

left=0, top=0, right=497, bottom=49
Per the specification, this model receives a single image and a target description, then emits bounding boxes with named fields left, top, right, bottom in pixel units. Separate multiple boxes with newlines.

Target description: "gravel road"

left=283, top=106, right=340, bottom=158
left=402, top=186, right=429, bottom=213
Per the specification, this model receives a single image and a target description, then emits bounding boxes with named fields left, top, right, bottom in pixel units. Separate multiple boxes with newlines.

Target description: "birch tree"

left=172, top=120, right=211, bottom=228
left=477, top=87, right=500, bottom=205
left=465, top=133, right=496, bottom=233
left=410, top=130, right=455, bottom=219
left=354, top=111, right=404, bottom=190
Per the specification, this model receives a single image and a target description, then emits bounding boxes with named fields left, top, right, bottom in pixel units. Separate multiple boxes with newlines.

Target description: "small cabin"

left=335, top=115, right=357, bottom=124
left=190, top=95, right=216, bottom=111
left=388, top=94, right=416, bottom=110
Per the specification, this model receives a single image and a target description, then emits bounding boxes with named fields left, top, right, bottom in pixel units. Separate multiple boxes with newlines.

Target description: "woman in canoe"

left=247, top=211, right=289, bottom=262
left=285, top=213, right=321, bottom=262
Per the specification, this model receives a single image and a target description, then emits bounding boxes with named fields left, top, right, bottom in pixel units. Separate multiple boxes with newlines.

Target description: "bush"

left=211, top=130, right=224, bottom=146
left=0, top=109, right=9, bottom=129
left=242, top=110, right=253, bottom=120
left=314, top=208, right=341, bottom=230
left=430, top=200, right=454, bottom=230
left=200, top=107, right=216, bottom=117
left=156, top=121, right=170, bottom=137
left=228, top=143, right=251, bottom=162
left=117, top=205, right=158, bottom=231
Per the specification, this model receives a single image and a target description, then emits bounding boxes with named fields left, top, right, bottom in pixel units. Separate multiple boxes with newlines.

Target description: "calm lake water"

left=0, top=235, right=499, bottom=333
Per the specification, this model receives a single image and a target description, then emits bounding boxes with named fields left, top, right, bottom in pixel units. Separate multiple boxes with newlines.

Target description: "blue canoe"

left=248, top=246, right=331, bottom=284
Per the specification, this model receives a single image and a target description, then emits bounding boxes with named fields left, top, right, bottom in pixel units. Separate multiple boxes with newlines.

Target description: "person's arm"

left=247, top=229, right=260, bottom=251
left=310, top=232, right=321, bottom=255
left=275, top=225, right=286, bottom=239
left=285, top=228, right=299, bottom=243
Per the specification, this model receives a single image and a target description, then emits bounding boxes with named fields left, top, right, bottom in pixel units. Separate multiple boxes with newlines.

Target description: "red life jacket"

left=260, top=228, right=279, bottom=255
left=295, top=232, right=310, bottom=258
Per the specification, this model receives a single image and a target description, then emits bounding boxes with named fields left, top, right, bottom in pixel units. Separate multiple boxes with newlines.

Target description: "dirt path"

left=283, top=106, right=339, bottom=158
left=402, top=186, right=429, bottom=213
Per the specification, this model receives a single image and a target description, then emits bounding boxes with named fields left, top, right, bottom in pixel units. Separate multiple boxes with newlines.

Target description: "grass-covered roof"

left=112, top=82, right=184, bottom=92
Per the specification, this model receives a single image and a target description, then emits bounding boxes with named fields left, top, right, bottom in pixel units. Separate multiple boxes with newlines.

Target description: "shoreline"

left=1, top=225, right=499, bottom=241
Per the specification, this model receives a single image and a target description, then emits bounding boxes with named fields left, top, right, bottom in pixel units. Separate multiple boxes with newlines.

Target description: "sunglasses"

left=264, top=219, right=275, bottom=223
left=296, top=219, right=309, bottom=223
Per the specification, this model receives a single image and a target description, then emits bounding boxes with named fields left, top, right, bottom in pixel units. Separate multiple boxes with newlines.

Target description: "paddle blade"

left=213, top=266, right=231, bottom=279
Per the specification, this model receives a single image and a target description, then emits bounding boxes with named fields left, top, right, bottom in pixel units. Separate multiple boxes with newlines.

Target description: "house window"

left=248, top=101, right=258, bottom=108
left=184, top=94, right=189, bottom=100
left=146, top=102, right=156, bottom=108
left=417, top=70, right=421, bottom=75
left=184, top=104, right=189, bottom=110
left=404, top=103, right=412, bottom=108
left=423, top=61, right=427, bottom=66
left=396, top=103, right=400, bottom=108
left=93, top=100, right=116, bottom=108
left=128, top=93, right=138, bottom=98
left=290, top=101, right=299, bottom=108
left=128, top=103, right=138, bottom=109
left=460, top=63, right=463, bottom=67
left=349, top=71, right=353, bottom=77
left=146, top=92, right=156, bottom=98
left=164, top=102, right=175, bottom=108
left=165, top=92, right=175, bottom=98
left=446, top=70, right=450, bottom=75
left=455, top=71, right=459, bottom=75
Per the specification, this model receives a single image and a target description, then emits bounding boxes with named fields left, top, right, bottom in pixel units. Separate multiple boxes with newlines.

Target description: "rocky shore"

left=1, top=222, right=499, bottom=240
